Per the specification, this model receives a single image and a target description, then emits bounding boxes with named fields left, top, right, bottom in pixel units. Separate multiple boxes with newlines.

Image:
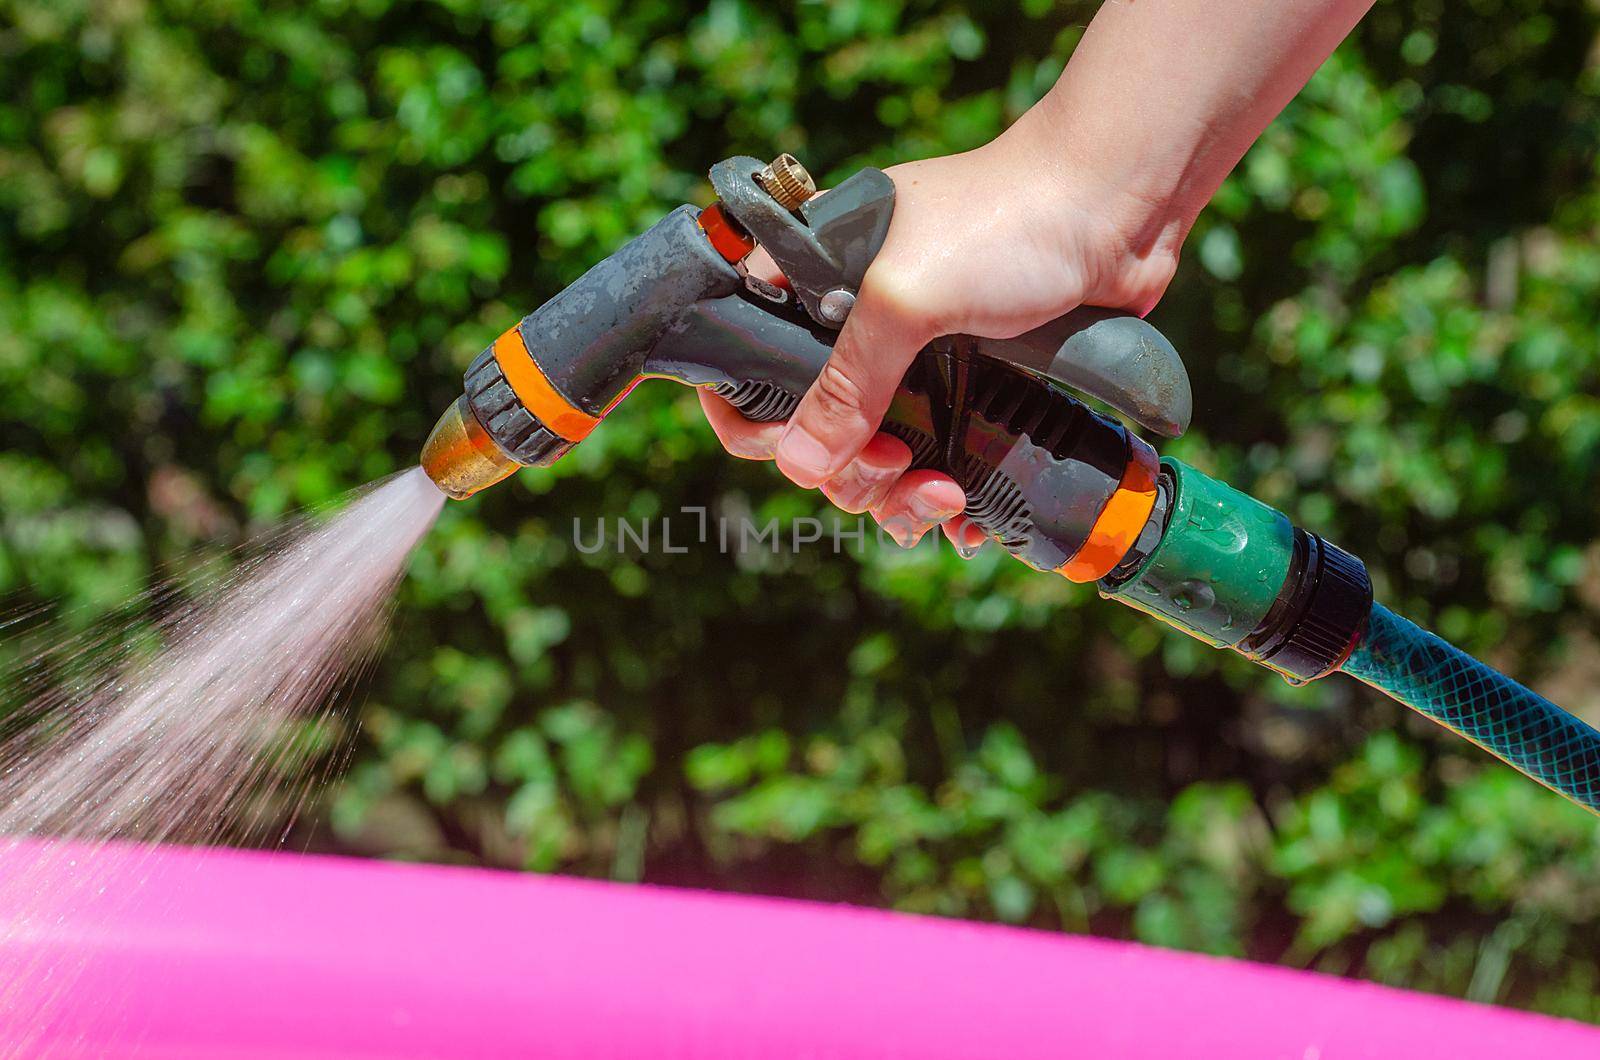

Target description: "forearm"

left=1004, top=0, right=1375, bottom=255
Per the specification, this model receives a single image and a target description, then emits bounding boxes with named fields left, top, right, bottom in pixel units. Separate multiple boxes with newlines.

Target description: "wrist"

left=997, top=108, right=1197, bottom=249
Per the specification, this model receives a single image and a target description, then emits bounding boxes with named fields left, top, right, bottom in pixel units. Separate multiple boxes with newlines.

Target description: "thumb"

left=774, top=284, right=933, bottom=489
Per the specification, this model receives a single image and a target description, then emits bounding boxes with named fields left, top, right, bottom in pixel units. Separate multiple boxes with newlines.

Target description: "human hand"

left=699, top=131, right=1184, bottom=553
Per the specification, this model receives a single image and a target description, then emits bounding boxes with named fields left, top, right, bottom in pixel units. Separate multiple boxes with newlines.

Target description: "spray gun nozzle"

left=420, top=395, right=519, bottom=500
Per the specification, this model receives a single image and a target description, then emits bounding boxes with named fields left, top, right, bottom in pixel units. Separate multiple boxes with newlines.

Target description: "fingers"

left=704, top=391, right=918, bottom=520
left=872, top=470, right=965, bottom=548
left=701, top=389, right=976, bottom=555
left=820, top=433, right=912, bottom=514
left=701, top=392, right=912, bottom=513
left=774, top=278, right=934, bottom=489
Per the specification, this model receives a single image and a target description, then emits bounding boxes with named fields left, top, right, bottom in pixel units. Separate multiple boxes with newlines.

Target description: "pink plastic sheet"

left=0, top=841, right=1595, bottom=1058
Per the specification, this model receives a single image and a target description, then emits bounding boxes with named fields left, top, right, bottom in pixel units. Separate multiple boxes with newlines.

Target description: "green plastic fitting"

left=1103, top=458, right=1295, bottom=649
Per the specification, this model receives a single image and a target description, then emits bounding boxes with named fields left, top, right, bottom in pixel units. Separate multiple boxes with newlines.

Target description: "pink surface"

left=0, top=842, right=1594, bottom=1058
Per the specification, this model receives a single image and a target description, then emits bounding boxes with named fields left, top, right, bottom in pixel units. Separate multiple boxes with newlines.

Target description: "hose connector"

left=1101, top=458, right=1371, bottom=683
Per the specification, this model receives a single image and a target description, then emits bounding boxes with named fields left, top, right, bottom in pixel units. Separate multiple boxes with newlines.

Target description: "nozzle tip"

left=421, top=396, right=519, bottom=500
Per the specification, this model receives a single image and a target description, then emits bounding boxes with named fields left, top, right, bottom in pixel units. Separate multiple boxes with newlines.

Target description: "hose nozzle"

left=420, top=395, right=519, bottom=500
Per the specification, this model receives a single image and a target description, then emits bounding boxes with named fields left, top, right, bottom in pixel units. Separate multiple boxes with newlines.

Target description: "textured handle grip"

left=715, top=378, right=801, bottom=423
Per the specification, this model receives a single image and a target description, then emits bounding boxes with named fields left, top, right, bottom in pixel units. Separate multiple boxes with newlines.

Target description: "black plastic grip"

left=711, top=379, right=800, bottom=422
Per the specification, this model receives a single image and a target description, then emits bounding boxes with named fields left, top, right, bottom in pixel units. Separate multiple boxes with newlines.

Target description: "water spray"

left=422, top=154, right=1600, bottom=815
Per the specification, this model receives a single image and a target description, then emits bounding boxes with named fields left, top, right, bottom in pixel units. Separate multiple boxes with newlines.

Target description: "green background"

left=4, top=0, right=1600, bottom=1021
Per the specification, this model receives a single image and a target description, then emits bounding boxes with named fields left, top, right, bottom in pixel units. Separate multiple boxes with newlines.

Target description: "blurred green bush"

left=2, top=0, right=1599, bottom=1021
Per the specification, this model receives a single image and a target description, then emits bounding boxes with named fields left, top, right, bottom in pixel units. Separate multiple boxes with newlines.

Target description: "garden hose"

left=1343, top=604, right=1600, bottom=813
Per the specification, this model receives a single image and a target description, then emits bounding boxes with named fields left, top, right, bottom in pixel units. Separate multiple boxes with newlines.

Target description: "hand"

left=699, top=130, right=1184, bottom=552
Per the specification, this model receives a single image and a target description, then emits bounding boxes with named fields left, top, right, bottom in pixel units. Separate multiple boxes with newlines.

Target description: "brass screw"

left=757, top=154, right=816, bottom=211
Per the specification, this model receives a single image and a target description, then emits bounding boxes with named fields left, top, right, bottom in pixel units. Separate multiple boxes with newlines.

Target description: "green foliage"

left=3, top=0, right=1599, bottom=1022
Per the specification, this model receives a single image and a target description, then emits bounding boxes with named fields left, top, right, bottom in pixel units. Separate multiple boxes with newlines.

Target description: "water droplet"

left=1172, top=580, right=1216, bottom=614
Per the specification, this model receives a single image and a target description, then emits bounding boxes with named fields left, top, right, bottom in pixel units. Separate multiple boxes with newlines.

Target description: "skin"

left=701, top=0, right=1377, bottom=552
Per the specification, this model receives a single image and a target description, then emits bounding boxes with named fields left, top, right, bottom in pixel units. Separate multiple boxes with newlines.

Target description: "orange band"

left=1058, top=434, right=1160, bottom=583
left=698, top=203, right=755, bottom=264
left=492, top=328, right=601, bottom=442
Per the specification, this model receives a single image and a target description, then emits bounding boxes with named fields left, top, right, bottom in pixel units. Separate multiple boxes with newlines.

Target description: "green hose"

left=1343, top=603, right=1600, bottom=814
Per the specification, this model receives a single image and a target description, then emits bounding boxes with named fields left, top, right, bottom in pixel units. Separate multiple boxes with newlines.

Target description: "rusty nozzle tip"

left=421, top=395, right=519, bottom=500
